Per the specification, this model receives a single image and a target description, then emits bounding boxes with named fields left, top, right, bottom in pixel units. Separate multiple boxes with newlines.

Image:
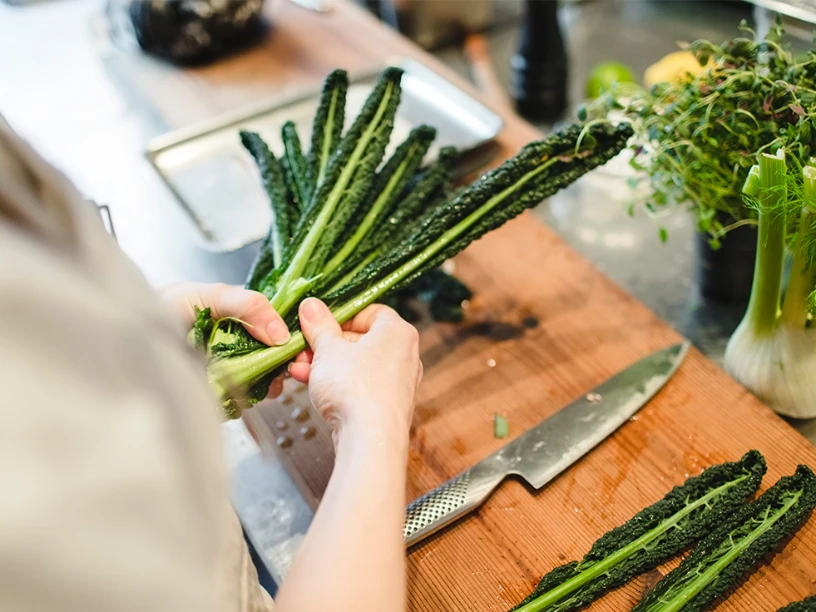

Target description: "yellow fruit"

left=644, top=50, right=711, bottom=88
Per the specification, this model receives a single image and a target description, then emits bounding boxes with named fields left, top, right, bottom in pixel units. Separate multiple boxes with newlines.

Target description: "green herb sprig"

left=584, top=19, right=816, bottom=247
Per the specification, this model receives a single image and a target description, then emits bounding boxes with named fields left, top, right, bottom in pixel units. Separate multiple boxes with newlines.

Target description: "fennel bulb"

left=724, top=152, right=816, bottom=419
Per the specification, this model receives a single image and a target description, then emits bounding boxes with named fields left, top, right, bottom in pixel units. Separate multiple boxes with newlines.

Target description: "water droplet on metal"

left=275, top=420, right=288, bottom=431
left=300, top=425, right=316, bottom=440
left=586, top=392, right=602, bottom=404
left=276, top=436, right=292, bottom=449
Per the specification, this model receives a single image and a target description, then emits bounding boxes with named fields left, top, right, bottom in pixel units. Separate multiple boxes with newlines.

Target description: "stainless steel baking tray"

left=147, top=56, right=504, bottom=252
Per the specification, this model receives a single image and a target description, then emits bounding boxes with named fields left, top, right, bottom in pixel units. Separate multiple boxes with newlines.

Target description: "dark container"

left=511, top=0, right=568, bottom=122
left=109, top=0, right=268, bottom=66
left=695, top=223, right=757, bottom=303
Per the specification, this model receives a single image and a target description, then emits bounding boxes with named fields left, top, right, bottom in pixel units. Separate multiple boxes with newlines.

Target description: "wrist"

left=336, top=411, right=410, bottom=457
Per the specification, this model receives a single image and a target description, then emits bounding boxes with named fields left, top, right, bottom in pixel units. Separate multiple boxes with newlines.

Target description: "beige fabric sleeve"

left=0, top=114, right=274, bottom=612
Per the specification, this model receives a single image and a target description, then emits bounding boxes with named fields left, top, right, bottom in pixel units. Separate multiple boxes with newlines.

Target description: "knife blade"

left=403, top=341, right=690, bottom=547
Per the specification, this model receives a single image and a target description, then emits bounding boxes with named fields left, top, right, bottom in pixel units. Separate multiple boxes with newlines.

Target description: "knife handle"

left=404, top=466, right=505, bottom=547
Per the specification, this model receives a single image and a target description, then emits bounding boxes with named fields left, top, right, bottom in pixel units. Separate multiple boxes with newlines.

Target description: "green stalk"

left=781, top=166, right=816, bottom=327
left=208, top=332, right=307, bottom=401
left=514, top=476, right=749, bottom=612
left=744, top=151, right=787, bottom=336
left=326, top=250, right=378, bottom=295
left=317, top=87, right=340, bottom=187
left=270, top=79, right=397, bottom=314
left=268, top=277, right=312, bottom=318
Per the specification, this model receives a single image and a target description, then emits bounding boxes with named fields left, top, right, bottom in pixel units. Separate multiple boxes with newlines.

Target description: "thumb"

left=299, top=298, right=342, bottom=351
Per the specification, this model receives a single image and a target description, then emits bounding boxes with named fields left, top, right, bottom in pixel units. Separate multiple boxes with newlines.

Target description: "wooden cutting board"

left=103, top=1, right=816, bottom=608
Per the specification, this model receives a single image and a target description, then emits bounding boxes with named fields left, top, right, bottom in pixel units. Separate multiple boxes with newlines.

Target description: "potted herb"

left=583, top=20, right=816, bottom=302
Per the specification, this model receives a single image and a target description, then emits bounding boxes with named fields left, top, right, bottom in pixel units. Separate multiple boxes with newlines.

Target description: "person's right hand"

left=288, top=298, right=422, bottom=445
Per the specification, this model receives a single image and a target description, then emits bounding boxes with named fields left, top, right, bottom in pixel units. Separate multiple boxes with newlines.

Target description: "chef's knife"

left=403, top=341, right=690, bottom=547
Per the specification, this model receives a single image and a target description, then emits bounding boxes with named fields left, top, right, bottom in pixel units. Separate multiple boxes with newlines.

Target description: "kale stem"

left=326, top=250, right=378, bottom=295
left=317, top=87, right=340, bottom=187
left=744, top=152, right=787, bottom=336
left=208, top=332, right=307, bottom=398
left=269, top=277, right=312, bottom=317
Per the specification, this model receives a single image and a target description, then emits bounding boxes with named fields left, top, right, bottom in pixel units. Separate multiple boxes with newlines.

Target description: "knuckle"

left=400, top=321, right=419, bottom=342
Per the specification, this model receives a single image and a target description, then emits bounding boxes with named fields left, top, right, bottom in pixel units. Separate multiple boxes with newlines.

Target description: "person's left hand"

left=159, top=282, right=290, bottom=399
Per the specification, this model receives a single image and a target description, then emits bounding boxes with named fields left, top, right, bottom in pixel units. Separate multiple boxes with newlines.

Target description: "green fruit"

left=586, top=61, right=636, bottom=98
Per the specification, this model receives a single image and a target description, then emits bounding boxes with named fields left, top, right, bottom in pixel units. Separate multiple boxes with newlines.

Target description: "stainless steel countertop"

left=2, top=0, right=815, bottom=587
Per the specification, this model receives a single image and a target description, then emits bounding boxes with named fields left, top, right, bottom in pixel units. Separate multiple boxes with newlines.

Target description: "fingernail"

left=267, top=320, right=291, bottom=345
left=300, top=298, right=326, bottom=322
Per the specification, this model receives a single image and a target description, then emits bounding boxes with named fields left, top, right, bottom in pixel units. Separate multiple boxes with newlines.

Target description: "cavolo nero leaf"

left=634, top=465, right=816, bottom=612
left=240, top=131, right=293, bottom=291
left=306, top=68, right=348, bottom=196
left=511, top=450, right=767, bottom=612
left=280, top=120, right=311, bottom=212
left=779, top=595, right=816, bottom=612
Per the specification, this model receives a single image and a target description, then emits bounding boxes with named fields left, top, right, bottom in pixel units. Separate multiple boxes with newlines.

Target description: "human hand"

left=289, top=298, right=422, bottom=444
left=159, top=282, right=290, bottom=398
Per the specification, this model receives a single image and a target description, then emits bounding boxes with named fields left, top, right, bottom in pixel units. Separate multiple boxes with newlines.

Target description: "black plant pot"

left=695, top=223, right=758, bottom=303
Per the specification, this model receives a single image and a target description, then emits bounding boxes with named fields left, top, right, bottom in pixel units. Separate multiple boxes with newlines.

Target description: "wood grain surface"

left=105, top=1, right=816, bottom=609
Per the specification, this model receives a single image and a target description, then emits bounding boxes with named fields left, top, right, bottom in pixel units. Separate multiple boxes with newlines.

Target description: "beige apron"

left=0, top=114, right=273, bottom=612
